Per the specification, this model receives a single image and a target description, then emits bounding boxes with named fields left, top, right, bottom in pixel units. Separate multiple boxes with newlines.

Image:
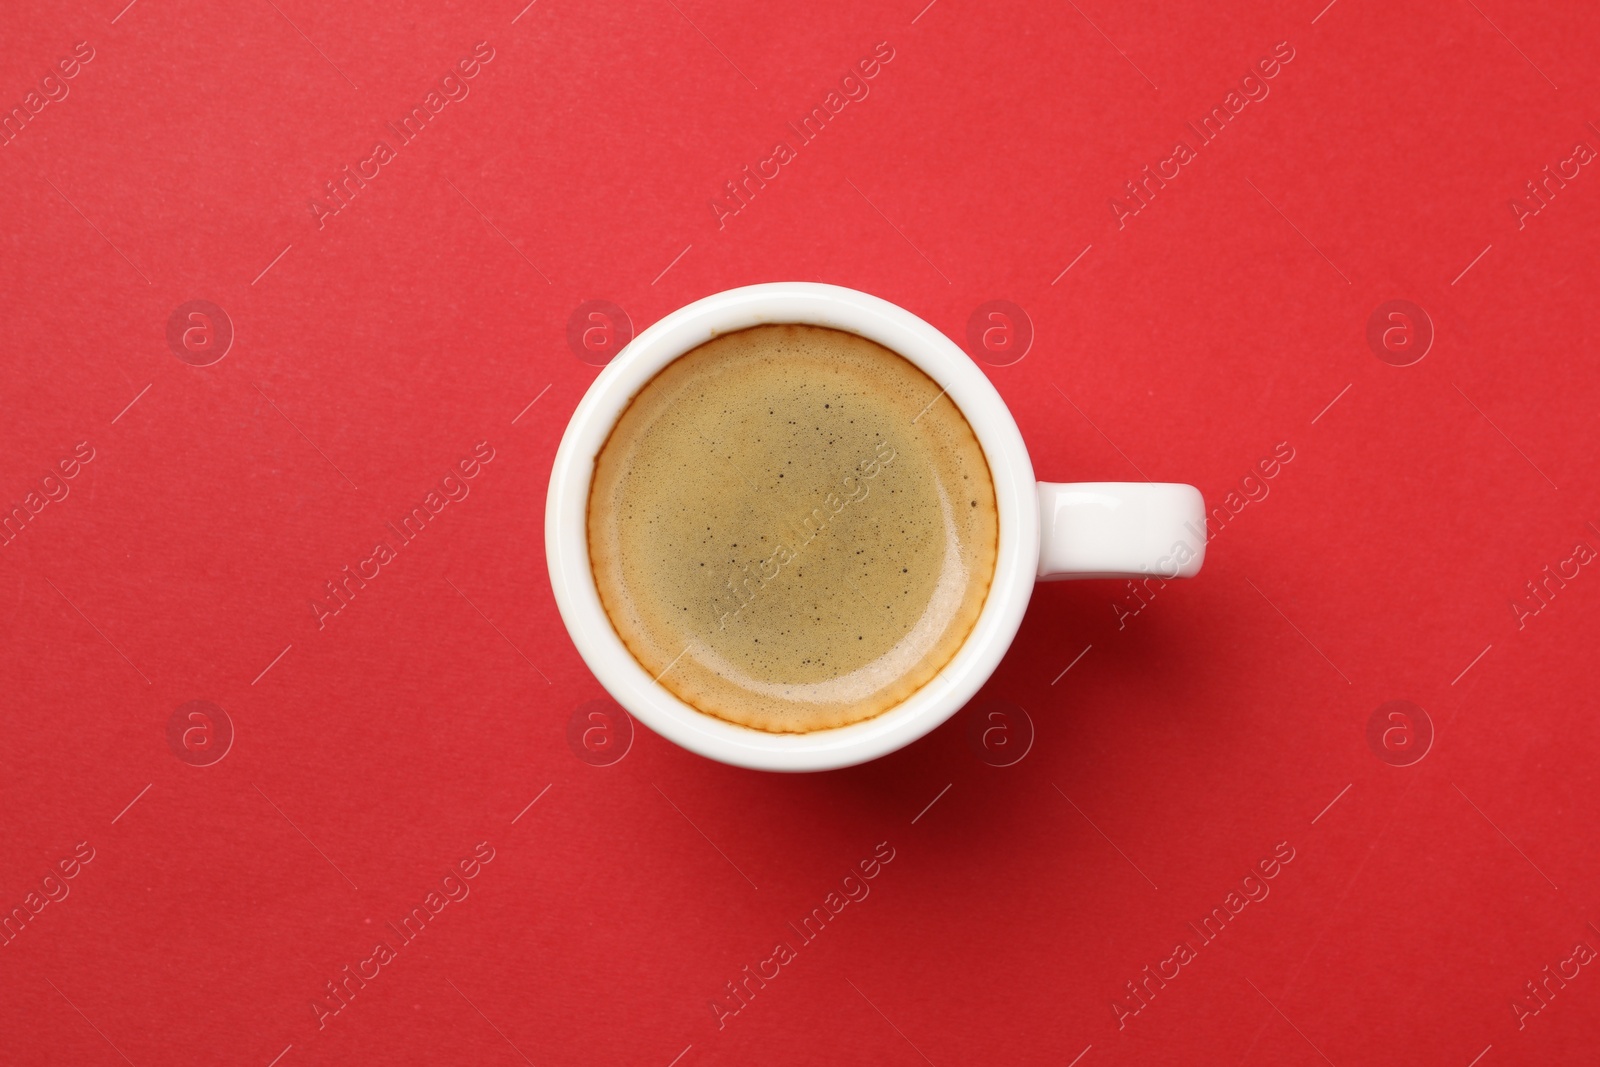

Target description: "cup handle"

left=1036, top=482, right=1207, bottom=581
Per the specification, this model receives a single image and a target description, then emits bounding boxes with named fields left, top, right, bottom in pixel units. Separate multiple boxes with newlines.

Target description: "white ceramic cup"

left=546, top=282, right=1205, bottom=771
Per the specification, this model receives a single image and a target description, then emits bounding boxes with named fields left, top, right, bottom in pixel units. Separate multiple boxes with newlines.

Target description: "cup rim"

left=545, top=282, right=1039, bottom=770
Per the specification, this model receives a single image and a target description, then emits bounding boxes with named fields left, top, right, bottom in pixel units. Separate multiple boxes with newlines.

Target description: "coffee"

left=587, top=324, right=998, bottom=733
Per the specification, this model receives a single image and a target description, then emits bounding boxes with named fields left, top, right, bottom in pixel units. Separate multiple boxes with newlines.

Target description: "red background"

left=3, top=0, right=1598, bottom=1064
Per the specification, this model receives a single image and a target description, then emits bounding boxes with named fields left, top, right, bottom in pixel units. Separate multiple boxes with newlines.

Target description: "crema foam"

left=588, top=324, right=998, bottom=733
